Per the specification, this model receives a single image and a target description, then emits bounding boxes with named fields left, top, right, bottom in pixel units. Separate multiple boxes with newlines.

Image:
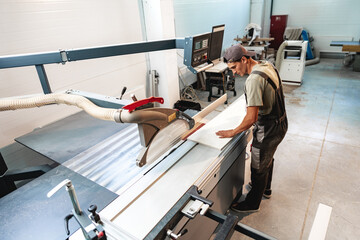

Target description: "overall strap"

left=269, top=62, right=283, bottom=87
left=251, top=70, right=277, bottom=90
left=251, top=67, right=287, bottom=125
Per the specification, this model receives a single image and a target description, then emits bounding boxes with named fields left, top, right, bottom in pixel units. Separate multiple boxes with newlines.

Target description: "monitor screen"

left=194, top=38, right=209, bottom=51
left=208, top=24, right=225, bottom=61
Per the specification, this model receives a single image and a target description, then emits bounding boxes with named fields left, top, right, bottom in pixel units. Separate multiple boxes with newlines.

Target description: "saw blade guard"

left=117, top=108, right=195, bottom=167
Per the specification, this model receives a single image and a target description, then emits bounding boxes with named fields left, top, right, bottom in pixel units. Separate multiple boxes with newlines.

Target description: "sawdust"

left=283, top=85, right=298, bottom=94
left=287, top=97, right=304, bottom=106
left=283, top=84, right=308, bottom=107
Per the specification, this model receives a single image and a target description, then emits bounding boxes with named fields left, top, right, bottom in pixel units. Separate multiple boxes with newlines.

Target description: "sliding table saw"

left=0, top=92, right=255, bottom=240
left=0, top=27, right=276, bottom=240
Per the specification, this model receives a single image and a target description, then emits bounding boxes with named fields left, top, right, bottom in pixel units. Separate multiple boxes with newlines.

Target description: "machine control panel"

left=183, top=25, right=225, bottom=74
left=191, top=33, right=211, bottom=67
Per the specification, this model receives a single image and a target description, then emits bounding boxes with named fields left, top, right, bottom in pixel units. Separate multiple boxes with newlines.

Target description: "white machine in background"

left=244, top=23, right=262, bottom=46
left=276, top=40, right=308, bottom=85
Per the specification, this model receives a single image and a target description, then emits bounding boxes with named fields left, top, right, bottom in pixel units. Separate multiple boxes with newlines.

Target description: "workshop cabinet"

left=269, top=15, right=288, bottom=50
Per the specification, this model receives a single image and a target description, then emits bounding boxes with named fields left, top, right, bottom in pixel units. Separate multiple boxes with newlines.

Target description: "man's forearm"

left=233, top=114, right=255, bottom=135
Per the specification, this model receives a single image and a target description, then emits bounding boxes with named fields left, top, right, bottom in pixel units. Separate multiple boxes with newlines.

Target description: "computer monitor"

left=208, top=24, right=225, bottom=61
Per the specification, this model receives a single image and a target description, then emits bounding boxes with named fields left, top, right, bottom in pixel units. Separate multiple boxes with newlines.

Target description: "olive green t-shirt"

left=244, top=61, right=279, bottom=115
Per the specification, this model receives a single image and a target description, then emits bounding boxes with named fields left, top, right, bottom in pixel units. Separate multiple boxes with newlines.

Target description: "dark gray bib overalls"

left=244, top=65, right=288, bottom=208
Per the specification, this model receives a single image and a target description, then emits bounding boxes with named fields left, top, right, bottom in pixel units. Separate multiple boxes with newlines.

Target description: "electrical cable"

left=177, top=66, right=199, bottom=101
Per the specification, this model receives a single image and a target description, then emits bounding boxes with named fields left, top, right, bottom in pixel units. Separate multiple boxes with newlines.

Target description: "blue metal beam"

left=0, top=38, right=186, bottom=94
left=0, top=52, right=62, bottom=69
left=66, top=39, right=185, bottom=62
left=35, top=64, right=52, bottom=94
left=0, top=39, right=186, bottom=68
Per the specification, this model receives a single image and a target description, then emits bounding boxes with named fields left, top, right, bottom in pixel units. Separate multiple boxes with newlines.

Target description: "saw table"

left=330, top=40, right=360, bottom=71
left=0, top=95, right=252, bottom=240
left=67, top=95, right=253, bottom=240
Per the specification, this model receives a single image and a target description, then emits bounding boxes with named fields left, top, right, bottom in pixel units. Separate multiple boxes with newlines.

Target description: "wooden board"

left=342, top=45, right=360, bottom=52
left=234, top=37, right=274, bottom=42
left=188, top=95, right=247, bottom=150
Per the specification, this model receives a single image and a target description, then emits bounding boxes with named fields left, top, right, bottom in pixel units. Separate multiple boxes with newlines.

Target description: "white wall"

left=0, top=0, right=147, bottom=148
left=141, top=0, right=180, bottom=108
left=173, top=0, right=251, bottom=86
left=250, top=0, right=272, bottom=38
left=250, top=0, right=264, bottom=34
left=272, top=0, right=360, bottom=53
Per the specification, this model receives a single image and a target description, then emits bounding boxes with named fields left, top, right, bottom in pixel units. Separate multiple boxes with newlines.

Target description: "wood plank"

left=188, top=95, right=247, bottom=150
left=342, top=44, right=360, bottom=52
left=234, top=37, right=274, bottom=42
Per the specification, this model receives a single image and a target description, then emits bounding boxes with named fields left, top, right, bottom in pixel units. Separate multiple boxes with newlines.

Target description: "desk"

left=204, top=62, right=236, bottom=102
left=243, top=45, right=267, bottom=59
left=234, top=37, right=273, bottom=59
left=330, top=41, right=360, bottom=71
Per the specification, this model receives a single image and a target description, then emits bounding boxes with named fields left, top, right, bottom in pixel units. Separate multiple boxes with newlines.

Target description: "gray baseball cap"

left=223, top=44, right=256, bottom=62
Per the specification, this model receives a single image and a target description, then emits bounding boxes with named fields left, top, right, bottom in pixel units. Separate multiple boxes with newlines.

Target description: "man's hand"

left=216, top=129, right=236, bottom=138
left=215, top=106, right=259, bottom=139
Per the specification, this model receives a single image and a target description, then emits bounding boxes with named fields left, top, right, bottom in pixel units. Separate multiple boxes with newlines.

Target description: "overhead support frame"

left=0, top=39, right=186, bottom=95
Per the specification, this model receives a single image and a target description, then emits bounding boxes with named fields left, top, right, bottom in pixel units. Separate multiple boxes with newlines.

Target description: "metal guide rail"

left=60, top=185, right=276, bottom=240
left=141, top=185, right=277, bottom=240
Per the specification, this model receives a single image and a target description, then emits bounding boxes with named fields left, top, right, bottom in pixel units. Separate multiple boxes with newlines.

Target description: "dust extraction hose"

left=276, top=40, right=320, bottom=69
left=0, top=93, right=168, bottom=124
left=275, top=41, right=289, bottom=70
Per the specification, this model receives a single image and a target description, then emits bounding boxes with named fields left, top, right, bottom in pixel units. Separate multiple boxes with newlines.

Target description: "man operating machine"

left=216, top=44, right=288, bottom=213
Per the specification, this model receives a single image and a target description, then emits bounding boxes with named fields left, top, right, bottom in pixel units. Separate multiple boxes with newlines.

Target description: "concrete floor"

left=195, top=58, right=360, bottom=240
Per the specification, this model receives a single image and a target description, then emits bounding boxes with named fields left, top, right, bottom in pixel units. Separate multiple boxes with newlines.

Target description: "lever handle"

left=88, top=204, right=101, bottom=223
left=47, top=179, right=71, bottom=198
left=131, top=94, right=138, bottom=102
left=88, top=204, right=97, bottom=213
left=122, top=96, right=164, bottom=112
left=167, top=228, right=188, bottom=239
left=47, top=179, right=82, bottom=215
left=180, top=229, right=188, bottom=236
left=64, top=214, right=74, bottom=236
left=120, top=86, right=127, bottom=100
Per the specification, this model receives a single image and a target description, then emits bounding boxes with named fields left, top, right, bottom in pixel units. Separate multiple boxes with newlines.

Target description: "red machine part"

left=122, top=96, right=164, bottom=112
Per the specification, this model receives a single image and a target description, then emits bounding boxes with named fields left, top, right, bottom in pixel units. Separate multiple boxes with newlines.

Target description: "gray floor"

left=195, top=59, right=360, bottom=240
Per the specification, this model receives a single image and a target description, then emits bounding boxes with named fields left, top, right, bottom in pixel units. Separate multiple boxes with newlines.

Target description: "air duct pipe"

left=305, top=48, right=320, bottom=66
left=276, top=41, right=320, bottom=69
left=0, top=92, right=168, bottom=124
left=275, top=41, right=288, bottom=70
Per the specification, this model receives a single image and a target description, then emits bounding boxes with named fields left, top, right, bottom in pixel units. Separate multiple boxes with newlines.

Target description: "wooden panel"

left=342, top=45, right=360, bottom=52
left=188, top=95, right=247, bottom=150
